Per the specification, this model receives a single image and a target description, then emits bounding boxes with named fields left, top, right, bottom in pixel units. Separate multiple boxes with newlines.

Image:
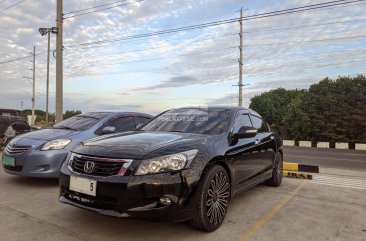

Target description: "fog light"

left=159, top=197, right=171, bottom=206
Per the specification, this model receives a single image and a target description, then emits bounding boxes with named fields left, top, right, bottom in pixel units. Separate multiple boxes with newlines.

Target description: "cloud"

left=132, top=75, right=198, bottom=91
left=1, top=0, right=366, bottom=114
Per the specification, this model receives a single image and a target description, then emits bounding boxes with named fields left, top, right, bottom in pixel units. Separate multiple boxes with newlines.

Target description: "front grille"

left=5, top=144, right=32, bottom=155
left=3, top=165, right=23, bottom=172
left=71, top=155, right=127, bottom=177
left=62, top=186, right=117, bottom=210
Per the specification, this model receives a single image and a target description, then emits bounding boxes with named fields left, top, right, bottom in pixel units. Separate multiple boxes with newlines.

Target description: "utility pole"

left=31, top=46, right=36, bottom=125
left=238, top=7, right=243, bottom=107
left=46, top=31, right=50, bottom=124
left=39, top=27, right=58, bottom=124
left=55, top=0, right=63, bottom=122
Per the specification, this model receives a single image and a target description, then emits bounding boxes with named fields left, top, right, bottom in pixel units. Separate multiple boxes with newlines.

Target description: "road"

left=283, top=146, right=366, bottom=171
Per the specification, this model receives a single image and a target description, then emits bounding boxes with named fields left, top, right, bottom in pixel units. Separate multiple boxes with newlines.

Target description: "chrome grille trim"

left=68, top=153, right=133, bottom=177
left=5, top=144, right=32, bottom=155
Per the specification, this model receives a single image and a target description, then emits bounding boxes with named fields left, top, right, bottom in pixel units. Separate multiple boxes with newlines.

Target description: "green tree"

left=63, top=110, right=82, bottom=119
left=250, top=75, right=366, bottom=143
left=249, top=88, right=305, bottom=137
left=284, top=75, right=366, bottom=142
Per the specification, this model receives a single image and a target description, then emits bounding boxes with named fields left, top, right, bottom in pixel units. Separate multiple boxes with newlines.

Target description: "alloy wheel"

left=206, top=171, right=230, bottom=226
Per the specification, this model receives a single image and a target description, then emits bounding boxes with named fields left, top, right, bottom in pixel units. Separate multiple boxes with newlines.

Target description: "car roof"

left=168, top=106, right=262, bottom=119
left=80, top=111, right=152, bottom=119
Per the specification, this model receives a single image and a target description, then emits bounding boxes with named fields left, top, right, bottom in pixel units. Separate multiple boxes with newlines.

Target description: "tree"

left=250, top=75, right=366, bottom=143
left=284, top=75, right=366, bottom=142
left=249, top=88, right=305, bottom=136
left=63, top=110, right=82, bottom=119
left=20, top=109, right=82, bottom=123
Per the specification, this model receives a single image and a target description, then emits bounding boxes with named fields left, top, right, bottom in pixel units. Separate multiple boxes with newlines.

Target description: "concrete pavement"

left=0, top=163, right=365, bottom=241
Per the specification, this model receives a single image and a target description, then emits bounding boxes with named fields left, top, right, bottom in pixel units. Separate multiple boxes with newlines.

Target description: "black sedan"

left=59, top=107, right=283, bottom=232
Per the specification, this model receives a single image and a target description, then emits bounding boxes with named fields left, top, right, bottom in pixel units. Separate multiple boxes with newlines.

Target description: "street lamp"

left=38, top=27, right=57, bottom=124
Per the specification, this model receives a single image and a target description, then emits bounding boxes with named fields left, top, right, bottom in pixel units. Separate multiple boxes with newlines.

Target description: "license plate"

left=69, top=176, right=97, bottom=197
left=2, top=156, right=15, bottom=167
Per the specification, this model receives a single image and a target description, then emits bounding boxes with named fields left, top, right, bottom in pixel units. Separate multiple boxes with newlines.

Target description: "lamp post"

left=38, top=27, right=57, bottom=124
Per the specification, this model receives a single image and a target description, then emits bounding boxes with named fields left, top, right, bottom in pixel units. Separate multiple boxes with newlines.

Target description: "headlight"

left=41, top=139, right=71, bottom=151
left=135, top=149, right=198, bottom=175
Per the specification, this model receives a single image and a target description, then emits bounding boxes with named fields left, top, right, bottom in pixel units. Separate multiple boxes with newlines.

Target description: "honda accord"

left=59, top=107, right=283, bottom=231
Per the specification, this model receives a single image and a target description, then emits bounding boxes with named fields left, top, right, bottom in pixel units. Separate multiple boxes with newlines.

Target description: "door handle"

left=255, top=139, right=260, bottom=145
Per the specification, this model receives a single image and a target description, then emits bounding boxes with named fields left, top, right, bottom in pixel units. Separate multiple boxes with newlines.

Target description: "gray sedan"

left=1, top=111, right=152, bottom=178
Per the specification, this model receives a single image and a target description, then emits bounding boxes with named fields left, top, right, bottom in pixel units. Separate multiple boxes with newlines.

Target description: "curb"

left=283, top=162, right=319, bottom=173
left=283, top=171, right=313, bottom=180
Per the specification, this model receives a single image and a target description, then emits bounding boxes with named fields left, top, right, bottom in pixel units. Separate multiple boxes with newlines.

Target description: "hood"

left=72, top=131, right=208, bottom=159
left=18, top=128, right=82, bottom=141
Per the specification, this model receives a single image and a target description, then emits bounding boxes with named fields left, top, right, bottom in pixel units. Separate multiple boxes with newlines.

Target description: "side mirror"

left=101, top=126, right=116, bottom=135
left=232, top=126, right=257, bottom=139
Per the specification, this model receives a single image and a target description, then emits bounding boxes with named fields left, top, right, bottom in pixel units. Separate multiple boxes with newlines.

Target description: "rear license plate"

left=2, top=156, right=15, bottom=167
left=69, top=176, right=97, bottom=197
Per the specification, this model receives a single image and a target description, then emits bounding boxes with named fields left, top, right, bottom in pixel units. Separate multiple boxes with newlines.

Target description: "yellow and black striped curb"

left=283, top=171, right=313, bottom=180
left=283, top=162, right=319, bottom=173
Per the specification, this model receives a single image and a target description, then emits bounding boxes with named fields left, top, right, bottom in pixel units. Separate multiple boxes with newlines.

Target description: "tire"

left=265, top=152, right=283, bottom=187
left=190, top=165, right=230, bottom=232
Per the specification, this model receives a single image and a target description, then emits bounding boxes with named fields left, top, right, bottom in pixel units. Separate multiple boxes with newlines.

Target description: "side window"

left=135, top=117, right=150, bottom=127
left=108, top=117, right=136, bottom=132
left=250, top=115, right=267, bottom=133
left=233, top=113, right=252, bottom=133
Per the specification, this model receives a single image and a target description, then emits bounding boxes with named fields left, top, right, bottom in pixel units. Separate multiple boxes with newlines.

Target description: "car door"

left=249, top=114, right=276, bottom=172
left=227, top=111, right=262, bottom=189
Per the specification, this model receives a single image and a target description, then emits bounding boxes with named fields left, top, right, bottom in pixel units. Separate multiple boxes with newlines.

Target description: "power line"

left=64, top=19, right=240, bottom=48
left=245, top=34, right=366, bottom=47
left=66, top=33, right=366, bottom=68
left=0, top=55, right=31, bottom=65
left=244, top=0, right=364, bottom=20
left=64, top=41, right=366, bottom=75
left=0, top=50, right=47, bottom=66
left=65, top=12, right=366, bottom=53
left=63, top=0, right=142, bottom=19
left=244, top=16, right=366, bottom=34
left=64, top=0, right=130, bottom=15
left=64, top=0, right=366, bottom=49
left=0, top=0, right=25, bottom=13
left=64, top=32, right=238, bottom=58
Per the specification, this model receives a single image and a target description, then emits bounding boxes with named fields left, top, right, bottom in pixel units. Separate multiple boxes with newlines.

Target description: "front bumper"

left=2, top=149, right=69, bottom=178
left=59, top=167, right=200, bottom=222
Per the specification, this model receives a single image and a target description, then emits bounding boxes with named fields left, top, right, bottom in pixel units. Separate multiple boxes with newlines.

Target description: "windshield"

left=53, top=115, right=101, bottom=131
left=141, top=108, right=232, bottom=134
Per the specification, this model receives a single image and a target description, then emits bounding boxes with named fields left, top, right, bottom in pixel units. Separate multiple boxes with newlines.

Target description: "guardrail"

left=283, top=140, right=366, bottom=150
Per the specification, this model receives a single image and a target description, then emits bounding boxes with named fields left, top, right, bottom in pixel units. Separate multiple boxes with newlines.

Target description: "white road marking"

left=310, top=175, right=366, bottom=190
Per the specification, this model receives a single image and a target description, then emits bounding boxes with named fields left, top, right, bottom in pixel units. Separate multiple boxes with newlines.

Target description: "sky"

left=0, top=0, right=365, bottom=115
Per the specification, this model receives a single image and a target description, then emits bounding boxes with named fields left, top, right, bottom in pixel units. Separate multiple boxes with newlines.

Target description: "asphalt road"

left=283, top=146, right=366, bottom=171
